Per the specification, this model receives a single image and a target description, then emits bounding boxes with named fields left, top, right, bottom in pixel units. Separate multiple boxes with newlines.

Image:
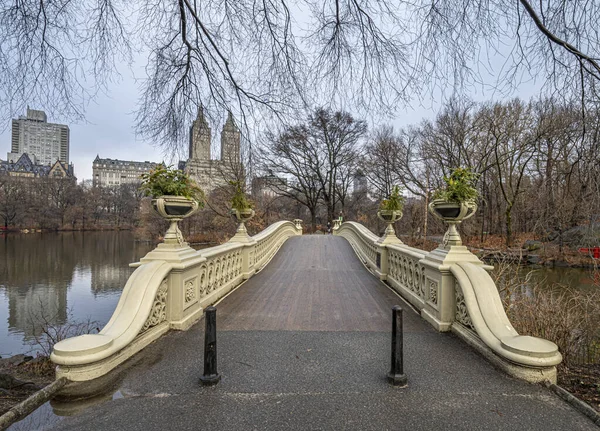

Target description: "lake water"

left=0, top=232, right=155, bottom=357
left=527, top=266, right=599, bottom=291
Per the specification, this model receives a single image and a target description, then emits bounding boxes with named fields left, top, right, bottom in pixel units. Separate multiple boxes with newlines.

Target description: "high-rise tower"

left=181, top=109, right=243, bottom=195
left=220, top=112, right=241, bottom=166
left=189, top=107, right=211, bottom=161
left=9, top=108, right=70, bottom=166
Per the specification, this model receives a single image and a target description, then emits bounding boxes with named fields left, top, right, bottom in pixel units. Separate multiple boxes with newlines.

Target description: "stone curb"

left=544, top=380, right=600, bottom=427
left=0, top=377, right=68, bottom=431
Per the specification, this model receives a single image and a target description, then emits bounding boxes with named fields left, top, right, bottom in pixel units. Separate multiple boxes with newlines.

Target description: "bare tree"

left=260, top=108, right=365, bottom=227
left=259, top=128, right=323, bottom=231
left=362, top=126, right=403, bottom=199
left=0, top=0, right=131, bottom=123
left=2, top=1, right=600, bottom=156
left=480, top=100, right=539, bottom=247
left=308, top=109, right=366, bottom=222
left=0, top=175, right=23, bottom=229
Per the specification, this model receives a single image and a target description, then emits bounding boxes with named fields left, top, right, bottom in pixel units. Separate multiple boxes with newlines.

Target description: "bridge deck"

left=39, top=236, right=595, bottom=431
left=218, top=235, right=415, bottom=332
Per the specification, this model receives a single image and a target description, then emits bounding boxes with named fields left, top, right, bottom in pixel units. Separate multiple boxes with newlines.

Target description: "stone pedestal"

left=420, top=243, right=490, bottom=332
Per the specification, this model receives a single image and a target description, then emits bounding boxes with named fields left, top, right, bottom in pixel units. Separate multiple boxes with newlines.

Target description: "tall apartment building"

left=252, top=173, right=287, bottom=199
left=179, top=109, right=242, bottom=194
left=92, top=156, right=159, bottom=187
left=8, top=108, right=70, bottom=166
left=353, top=169, right=368, bottom=195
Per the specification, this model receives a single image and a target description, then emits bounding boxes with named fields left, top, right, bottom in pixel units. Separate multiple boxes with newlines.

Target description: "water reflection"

left=0, top=232, right=154, bottom=356
left=496, top=264, right=598, bottom=305
left=530, top=266, right=600, bottom=291
left=6, top=401, right=63, bottom=431
left=7, top=284, right=68, bottom=338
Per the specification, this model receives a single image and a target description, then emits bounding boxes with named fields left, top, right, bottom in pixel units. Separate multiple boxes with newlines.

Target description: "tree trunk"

left=326, top=200, right=334, bottom=227
left=505, top=205, right=513, bottom=248
left=423, top=194, right=428, bottom=248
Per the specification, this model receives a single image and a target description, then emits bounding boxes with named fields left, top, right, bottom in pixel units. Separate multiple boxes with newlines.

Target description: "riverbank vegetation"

left=492, top=257, right=600, bottom=411
left=0, top=307, right=98, bottom=415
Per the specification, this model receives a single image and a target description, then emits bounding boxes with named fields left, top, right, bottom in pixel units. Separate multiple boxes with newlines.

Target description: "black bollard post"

left=387, top=305, right=407, bottom=387
left=199, top=306, right=221, bottom=385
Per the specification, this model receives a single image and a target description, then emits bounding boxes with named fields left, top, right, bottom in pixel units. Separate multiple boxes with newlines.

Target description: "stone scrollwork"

left=141, top=278, right=168, bottom=333
left=429, top=279, right=438, bottom=305
left=185, top=277, right=196, bottom=303
left=442, top=230, right=450, bottom=247
left=386, top=249, right=426, bottom=300
left=199, top=265, right=207, bottom=296
left=417, top=267, right=425, bottom=298
left=455, top=284, right=475, bottom=331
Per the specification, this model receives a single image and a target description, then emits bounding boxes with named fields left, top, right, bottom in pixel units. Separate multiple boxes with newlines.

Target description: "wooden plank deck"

left=217, top=235, right=417, bottom=332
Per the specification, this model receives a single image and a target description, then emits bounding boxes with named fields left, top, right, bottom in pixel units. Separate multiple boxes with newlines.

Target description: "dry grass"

left=0, top=308, right=100, bottom=415
left=506, top=286, right=600, bottom=366
left=492, top=257, right=600, bottom=367
left=492, top=258, right=600, bottom=410
left=27, top=305, right=99, bottom=359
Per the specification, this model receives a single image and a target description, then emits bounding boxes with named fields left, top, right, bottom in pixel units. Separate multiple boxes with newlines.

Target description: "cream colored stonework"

left=51, top=220, right=302, bottom=382
left=335, top=221, right=561, bottom=383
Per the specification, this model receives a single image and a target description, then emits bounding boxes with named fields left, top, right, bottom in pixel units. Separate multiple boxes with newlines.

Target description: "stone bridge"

left=40, top=219, right=597, bottom=430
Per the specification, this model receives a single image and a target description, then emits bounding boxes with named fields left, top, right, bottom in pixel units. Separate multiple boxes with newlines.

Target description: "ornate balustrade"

left=51, top=220, right=302, bottom=382
left=335, top=221, right=379, bottom=269
left=386, top=244, right=427, bottom=310
left=334, top=221, right=562, bottom=383
left=253, top=221, right=301, bottom=271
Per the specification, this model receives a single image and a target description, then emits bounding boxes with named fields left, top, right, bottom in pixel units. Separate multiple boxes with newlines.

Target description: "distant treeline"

left=258, top=99, right=600, bottom=247
left=0, top=178, right=142, bottom=230
left=2, top=97, right=599, bottom=249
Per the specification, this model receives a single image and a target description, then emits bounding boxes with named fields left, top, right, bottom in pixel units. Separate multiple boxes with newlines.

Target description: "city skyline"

left=0, top=73, right=166, bottom=182
left=0, top=71, right=541, bottom=183
left=0, top=97, right=438, bottom=182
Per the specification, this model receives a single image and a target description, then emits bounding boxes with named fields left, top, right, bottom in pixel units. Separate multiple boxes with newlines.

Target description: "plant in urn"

left=229, top=180, right=255, bottom=243
left=377, top=185, right=405, bottom=245
left=429, top=167, right=478, bottom=248
left=140, top=165, right=204, bottom=246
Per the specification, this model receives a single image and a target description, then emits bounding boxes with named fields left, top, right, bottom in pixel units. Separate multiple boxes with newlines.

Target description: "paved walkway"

left=16, top=236, right=598, bottom=430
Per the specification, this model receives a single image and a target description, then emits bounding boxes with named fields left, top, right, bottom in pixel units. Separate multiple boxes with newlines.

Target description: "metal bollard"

left=199, top=306, right=221, bottom=385
left=387, top=305, right=407, bottom=387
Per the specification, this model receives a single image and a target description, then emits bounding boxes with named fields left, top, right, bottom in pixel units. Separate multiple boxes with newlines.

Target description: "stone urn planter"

left=152, top=195, right=199, bottom=245
left=377, top=209, right=402, bottom=223
left=428, top=199, right=477, bottom=247
left=376, top=210, right=403, bottom=244
left=293, top=219, right=303, bottom=230
left=230, top=208, right=255, bottom=224
left=229, top=208, right=255, bottom=243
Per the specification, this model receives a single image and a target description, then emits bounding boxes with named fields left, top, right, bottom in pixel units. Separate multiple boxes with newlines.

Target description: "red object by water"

left=579, top=247, right=600, bottom=259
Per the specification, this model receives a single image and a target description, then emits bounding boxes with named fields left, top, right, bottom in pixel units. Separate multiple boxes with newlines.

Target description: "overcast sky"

left=0, top=62, right=540, bottom=182
left=0, top=74, right=436, bottom=181
left=0, top=65, right=164, bottom=181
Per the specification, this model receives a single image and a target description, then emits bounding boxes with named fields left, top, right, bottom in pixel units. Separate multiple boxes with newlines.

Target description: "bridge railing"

left=50, top=220, right=302, bottom=382
left=334, top=221, right=562, bottom=383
